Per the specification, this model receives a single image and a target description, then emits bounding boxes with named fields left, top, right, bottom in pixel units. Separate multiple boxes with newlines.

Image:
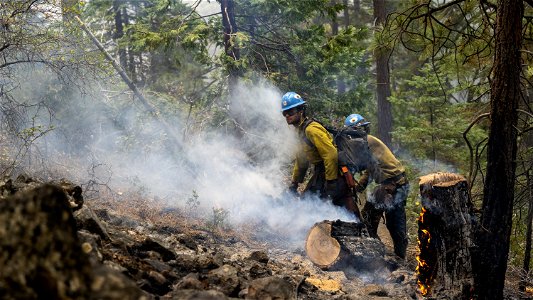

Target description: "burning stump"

left=305, top=220, right=389, bottom=273
left=417, top=173, right=475, bottom=299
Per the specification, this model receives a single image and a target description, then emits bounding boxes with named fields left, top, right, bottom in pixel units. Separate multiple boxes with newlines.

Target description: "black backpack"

left=302, top=119, right=373, bottom=174
left=328, top=126, right=373, bottom=173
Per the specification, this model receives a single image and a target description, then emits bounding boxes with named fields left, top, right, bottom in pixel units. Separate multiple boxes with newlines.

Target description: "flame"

left=416, top=206, right=432, bottom=296
left=419, top=207, right=426, bottom=223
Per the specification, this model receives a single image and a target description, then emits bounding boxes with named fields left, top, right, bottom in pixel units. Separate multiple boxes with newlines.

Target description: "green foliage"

left=206, top=0, right=373, bottom=124
left=186, top=190, right=200, bottom=215
left=205, top=207, right=230, bottom=233
left=390, top=63, right=488, bottom=176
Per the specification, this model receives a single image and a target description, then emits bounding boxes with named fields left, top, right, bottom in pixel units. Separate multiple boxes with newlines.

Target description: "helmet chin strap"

left=295, top=112, right=306, bottom=127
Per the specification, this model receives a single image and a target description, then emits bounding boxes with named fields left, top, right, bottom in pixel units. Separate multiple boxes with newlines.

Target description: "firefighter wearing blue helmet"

left=344, top=113, right=370, bottom=128
left=281, top=92, right=361, bottom=220
left=281, top=92, right=306, bottom=111
left=344, top=113, right=409, bottom=259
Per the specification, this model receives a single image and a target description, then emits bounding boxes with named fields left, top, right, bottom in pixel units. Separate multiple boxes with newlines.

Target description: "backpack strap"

left=300, top=118, right=317, bottom=148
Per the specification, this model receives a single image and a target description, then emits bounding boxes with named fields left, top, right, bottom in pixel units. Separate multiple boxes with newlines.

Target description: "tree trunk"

left=417, top=173, right=474, bottom=299
left=473, top=1, right=523, bottom=299
left=373, top=0, right=393, bottom=147
left=305, top=220, right=390, bottom=274
left=331, top=0, right=339, bottom=35
left=122, top=6, right=137, bottom=83
left=112, top=0, right=127, bottom=70
left=353, top=0, right=360, bottom=26
left=330, top=0, right=346, bottom=95
left=219, top=0, right=241, bottom=93
left=343, top=0, right=350, bottom=27
left=520, top=170, right=532, bottom=292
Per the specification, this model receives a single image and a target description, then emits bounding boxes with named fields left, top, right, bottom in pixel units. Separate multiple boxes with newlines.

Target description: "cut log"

left=305, top=220, right=389, bottom=273
left=305, top=221, right=341, bottom=268
left=417, top=172, right=475, bottom=299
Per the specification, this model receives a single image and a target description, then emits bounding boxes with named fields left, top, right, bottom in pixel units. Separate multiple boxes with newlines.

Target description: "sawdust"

left=305, top=276, right=342, bottom=292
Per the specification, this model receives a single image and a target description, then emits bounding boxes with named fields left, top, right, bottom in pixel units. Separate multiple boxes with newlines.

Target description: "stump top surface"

left=419, top=172, right=466, bottom=187
left=305, top=222, right=341, bottom=268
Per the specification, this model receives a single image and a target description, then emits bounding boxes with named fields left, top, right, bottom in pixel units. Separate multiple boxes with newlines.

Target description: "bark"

left=343, top=0, right=350, bottom=27
left=373, top=0, right=393, bottom=147
left=112, top=0, right=127, bottom=70
left=331, top=0, right=339, bottom=35
left=473, top=1, right=523, bottom=299
left=417, top=173, right=474, bottom=299
left=219, top=0, right=241, bottom=93
left=353, top=0, right=360, bottom=26
left=331, top=0, right=346, bottom=94
left=520, top=170, right=533, bottom=292
left=305, top=220, right=391, bottom=274
left=121, top=6, right=137, bottom=83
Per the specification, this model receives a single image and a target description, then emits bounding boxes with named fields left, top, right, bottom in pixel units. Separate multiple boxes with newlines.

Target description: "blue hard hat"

left=281, top=92, right=306, bottom=111
left=345, top=114, right=370, bottom=127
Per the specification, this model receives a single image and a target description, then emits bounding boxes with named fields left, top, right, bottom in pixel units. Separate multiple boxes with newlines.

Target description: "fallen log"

left=417, top=172, right=475, bottom=299
left=305, top=220, right=390, bottom=273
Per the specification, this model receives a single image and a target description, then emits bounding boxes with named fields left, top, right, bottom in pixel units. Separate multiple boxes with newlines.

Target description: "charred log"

left=305, top=220, right=392, bottom=274
left=417, top=172, right=475, bottom=299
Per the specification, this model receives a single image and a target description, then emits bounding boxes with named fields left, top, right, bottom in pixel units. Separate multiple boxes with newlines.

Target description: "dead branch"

left=74, top=16, right=183, bottom=154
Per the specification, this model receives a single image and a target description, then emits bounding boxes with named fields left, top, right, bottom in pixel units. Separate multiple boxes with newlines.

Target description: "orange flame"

left=419, top=207, right=427, bottom=223
left=416, top=207, right=431, bottom=296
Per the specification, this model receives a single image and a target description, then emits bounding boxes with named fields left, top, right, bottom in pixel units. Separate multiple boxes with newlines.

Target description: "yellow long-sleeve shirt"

left=358, top=135, right=405, bottom=187
left=291, top=118, right=339, bottom=183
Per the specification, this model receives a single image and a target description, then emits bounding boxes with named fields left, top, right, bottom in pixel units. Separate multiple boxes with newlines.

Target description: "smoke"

left=3, top=72, right=356, bottom=247
left=176, top=81, right=357, bottom=246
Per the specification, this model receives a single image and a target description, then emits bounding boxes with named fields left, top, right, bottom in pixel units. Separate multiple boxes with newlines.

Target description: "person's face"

left=283, top=107, right=301, bottom=125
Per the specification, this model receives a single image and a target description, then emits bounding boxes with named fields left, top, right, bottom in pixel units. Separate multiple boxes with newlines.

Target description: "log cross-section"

left=305, top=221, right=342, bottom=269
left=417, top=172, right=475, bottom=299
left=305, top=220, right=390, bottom=274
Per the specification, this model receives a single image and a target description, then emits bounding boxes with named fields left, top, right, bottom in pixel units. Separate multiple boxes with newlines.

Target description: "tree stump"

left=305, top=220, right=390, bottom=274
left=417, top=172, right=475, bottom=299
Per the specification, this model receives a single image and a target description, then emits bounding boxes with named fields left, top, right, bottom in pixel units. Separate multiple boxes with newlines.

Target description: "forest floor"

left=1, top=176, right=531, bottom=299
left=83, top=186, right=533, bottom=299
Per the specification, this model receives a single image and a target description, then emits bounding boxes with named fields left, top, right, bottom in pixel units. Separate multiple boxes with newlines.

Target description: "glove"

left=373, top=183, right=396, bottom=209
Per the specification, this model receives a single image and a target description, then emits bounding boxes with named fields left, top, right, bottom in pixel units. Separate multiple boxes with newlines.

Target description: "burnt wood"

left=417, top=172, right=475, bottom=299
left=305, top=220, right=391, bottom=274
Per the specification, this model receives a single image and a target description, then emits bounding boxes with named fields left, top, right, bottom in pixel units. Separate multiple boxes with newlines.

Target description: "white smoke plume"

left=4, top=73, right=356, bottom=248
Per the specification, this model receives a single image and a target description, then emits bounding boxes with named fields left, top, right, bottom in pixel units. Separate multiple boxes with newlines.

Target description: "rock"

left=247, top=263, right=272, bottom=279
left=103, top=260, right=129, bottom=274
left=177, top=234, right=198, bottom=250
left=249, top=250, right=269, bottom=264
left=246, top=276, right=295, bottom=300
left=0, top=184, right=92, bottom=299
left=74, top=205, right=111, bottom=241
left=205, top=264, right=240, bottom=296
left=0, top=177, right=15, bottom=198
left=129, top=237, right=176, bottom=262
left=91, top=265, right=149, bottom=299
left=197, top=254, right=220, bottom=270
left=164, top=289, right=228, bottom=299
left=78, top=229, right=104, bottom=263
left=53, top=178, right=84, bottom=211
left=174, top=273, right=206, bottom=290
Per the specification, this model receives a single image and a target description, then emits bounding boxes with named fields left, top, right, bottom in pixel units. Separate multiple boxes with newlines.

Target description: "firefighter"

left=282, top=92, right=360, bottom=220
left=345, top=113, right=409, bottom=259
